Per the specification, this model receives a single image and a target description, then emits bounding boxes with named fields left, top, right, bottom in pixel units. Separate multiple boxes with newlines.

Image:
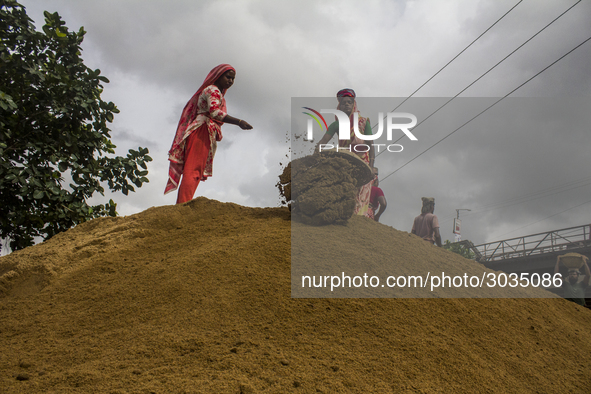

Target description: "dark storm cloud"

left=19, top=0, right=591, bottom=244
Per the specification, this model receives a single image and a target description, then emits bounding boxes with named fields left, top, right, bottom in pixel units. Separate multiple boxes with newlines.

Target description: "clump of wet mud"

left=277, top=150, right=373, bottom=225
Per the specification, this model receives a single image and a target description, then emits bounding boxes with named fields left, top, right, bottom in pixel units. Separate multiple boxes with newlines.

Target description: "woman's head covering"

left=336, top=88, right=356, bottom=99
left=199, top=64, right=235, bottom=95
left=336, top=88, right=359, bottom=129
left=179, top=64, right=235, bottom=127
left=171, top=63, right=234, bottom=144
left=421, top=197, right=435, bottom=214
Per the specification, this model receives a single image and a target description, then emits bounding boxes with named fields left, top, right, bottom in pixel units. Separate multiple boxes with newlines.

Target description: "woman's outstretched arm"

left=222, top=114, right=252, bottom=129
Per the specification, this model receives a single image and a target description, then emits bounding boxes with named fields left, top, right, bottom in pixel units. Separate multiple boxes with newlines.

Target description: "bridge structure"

left=460, top=224, right=591, bottom=300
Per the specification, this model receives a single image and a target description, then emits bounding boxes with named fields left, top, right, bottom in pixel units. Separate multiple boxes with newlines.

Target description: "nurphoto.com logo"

left=302, top=107, right=419, bottom=153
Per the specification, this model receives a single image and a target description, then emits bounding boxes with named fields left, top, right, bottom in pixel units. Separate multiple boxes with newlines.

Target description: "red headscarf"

left=335, top=88, right=368, bottom=156
left=336, top=88, right=355, bottom=99
left=164, top=64, right=235, bottom=195
left=336, top=88, right=359, bottom=129
left=168, top=64, right=235, bottom=157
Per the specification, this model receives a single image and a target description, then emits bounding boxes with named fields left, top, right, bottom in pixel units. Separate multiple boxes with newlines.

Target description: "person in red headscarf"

left=165, top=64, right=252, bottom=204
left=315, top=88, right=375, bottom=217
left=369, top=167, right=387, bottom=222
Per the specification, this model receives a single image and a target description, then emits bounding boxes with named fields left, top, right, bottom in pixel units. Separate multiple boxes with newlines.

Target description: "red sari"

left=164, top=64, right=234, bottom=203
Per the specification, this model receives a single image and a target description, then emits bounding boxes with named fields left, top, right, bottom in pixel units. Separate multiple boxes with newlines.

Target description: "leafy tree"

left=443, top=240, right=476, bottom=260
left=0, top=1, right=152, bottom=252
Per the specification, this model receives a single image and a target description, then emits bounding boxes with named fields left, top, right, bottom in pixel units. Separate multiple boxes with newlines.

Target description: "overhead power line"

left=376, top=0, right=582, bottom=156
left=492, top=197, right=591, bottom=239
left=377, top=0, right=524, bottom=117
left=380, top=34, right=591, bottom=183
left=438, top=176, right=591, bottom=224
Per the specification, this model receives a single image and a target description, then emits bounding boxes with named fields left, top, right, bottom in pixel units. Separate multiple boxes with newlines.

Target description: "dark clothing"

left=563, top=280, right=587, bottom=306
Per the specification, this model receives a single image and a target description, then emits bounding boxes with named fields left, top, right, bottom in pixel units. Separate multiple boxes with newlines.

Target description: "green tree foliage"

left=0, top=1, right=152, bottom=251
left=443, top=240, right=476, bottom=260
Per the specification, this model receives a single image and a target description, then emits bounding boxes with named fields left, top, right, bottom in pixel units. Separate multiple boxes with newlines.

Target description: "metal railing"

left=472, top=224, right=591, bottom=262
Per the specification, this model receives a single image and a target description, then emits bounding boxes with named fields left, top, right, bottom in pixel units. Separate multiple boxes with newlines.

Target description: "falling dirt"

left=1, top=197, right=591, bottom=393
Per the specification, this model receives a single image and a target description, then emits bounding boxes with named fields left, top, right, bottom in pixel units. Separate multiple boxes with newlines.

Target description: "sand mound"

left=291, top=218, right=561, bottom=299
left=1, top=198, right=591, bottom=393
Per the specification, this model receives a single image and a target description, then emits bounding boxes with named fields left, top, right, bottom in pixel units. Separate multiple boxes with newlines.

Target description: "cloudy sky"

left=20, top=0, right=591, bottom=246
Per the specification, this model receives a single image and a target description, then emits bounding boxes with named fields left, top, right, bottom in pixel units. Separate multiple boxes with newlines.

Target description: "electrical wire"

left=438, top=176, right=591, bottom=224
left=376, top=0, right=582, bottom=156
left=492, top=197, right=591, bottom=239
left=380, top=34, right=591, bottom=183
left=376, top=0, right=524, bottom=118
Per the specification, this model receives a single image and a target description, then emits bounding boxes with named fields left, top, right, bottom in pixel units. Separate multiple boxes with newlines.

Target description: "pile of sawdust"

left=279, top=151, right=373, bottom=225
left=1, top=197, right=591, bottom=393
left=291, top=218, right=562, bottom=298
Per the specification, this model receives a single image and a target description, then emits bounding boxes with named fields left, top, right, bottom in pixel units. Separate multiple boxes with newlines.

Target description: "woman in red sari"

left=316, top=88, right=375, bottom=217
left=165, top=64, right=252, bottom=204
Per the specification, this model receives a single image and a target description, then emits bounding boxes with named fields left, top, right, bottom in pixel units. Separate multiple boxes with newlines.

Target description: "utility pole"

left=454, top=209, right=471, bottom=242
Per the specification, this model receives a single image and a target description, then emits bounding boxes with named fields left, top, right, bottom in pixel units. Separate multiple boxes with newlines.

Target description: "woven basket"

left=558, top=253, right=585, bottom=269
